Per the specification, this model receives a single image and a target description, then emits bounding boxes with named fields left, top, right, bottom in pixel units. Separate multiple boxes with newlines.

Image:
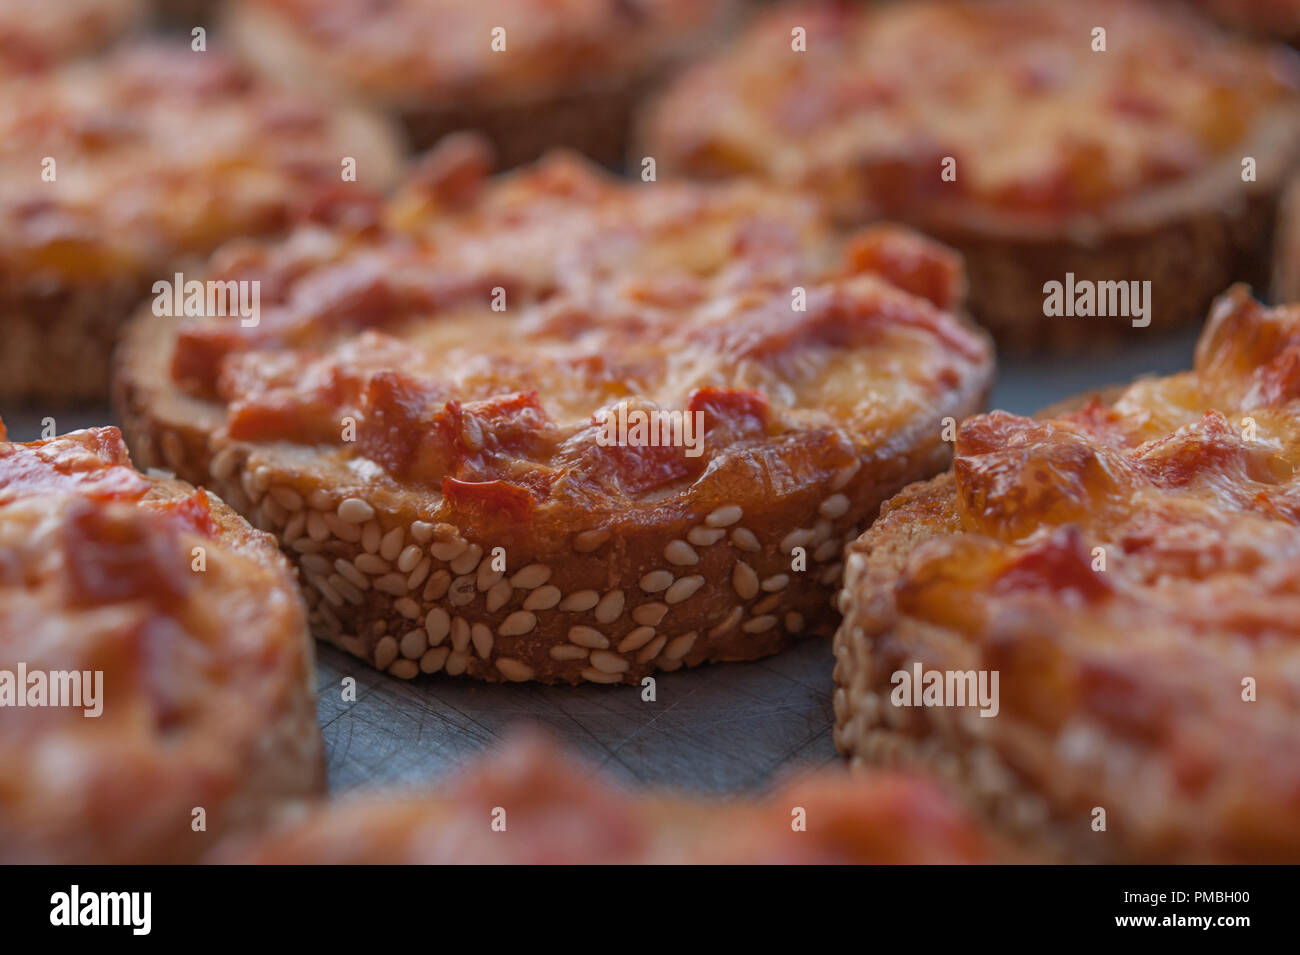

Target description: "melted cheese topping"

left=242, top=0, right=728, bottom=103
left=882, top=286, right=1300, bottom=859
left=0, top=42, right=401, bottom=283
left=229, top=731, right=988, bottom=863
left=0, top=0, right=143, bottom=74
left=172, top=150, right=990, bottom=519
left=646, top=0, right=1300, bottom=223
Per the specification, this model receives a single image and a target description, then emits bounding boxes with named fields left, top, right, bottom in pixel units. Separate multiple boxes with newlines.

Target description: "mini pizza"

left=0, top=420, right=322, bottom=863
left=0, top=41, right=404, bottom=403
left=215, top=729, right=991, bottom=863
left=833, top=285, right=1300, bottom=863
left=224, top=0, right=735, bottom=167
left=641, top=0, right=1300, bottom=350
left=0, top=0, right=144, bottom=74
left=115, top=140, right=993, bottom=685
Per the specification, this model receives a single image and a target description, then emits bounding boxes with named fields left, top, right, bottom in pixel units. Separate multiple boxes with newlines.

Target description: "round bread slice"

left=224, top=0, right=736, bottom=168
left=834, top=284, right=1300, bottom=863
left=115, top=141, right=993, bottom=685
left=0, top=0, right=144, bottom=74
left=0, top=420, right=322, bottom=863
left=0, top=39, right=404, bottom=403
left=213, top=728, right=992, bottom=863
left=640, top=0, right=1300, bottom=351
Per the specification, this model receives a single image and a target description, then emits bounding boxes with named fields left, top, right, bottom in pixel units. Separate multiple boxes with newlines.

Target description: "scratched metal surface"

left=0, top=326, right=1198, bottom=796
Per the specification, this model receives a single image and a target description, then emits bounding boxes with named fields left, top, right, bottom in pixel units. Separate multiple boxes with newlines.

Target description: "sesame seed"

left=283, top=511, right=306, bottom=542
left=300, top=554, right=331, bottom=575
left=819, top=493, right=851, bottom=518
left=389, top=659, right=419, bottom=680
left=687, top=526, right=726, bottom=547
left=705, top=505, right=743, bottom=527
left=618, top=627, right=656, bottom=653
left=780, top=527, right=815, bottom=553
left=337, top=498, right=374, bottom=524
left=559, top=590, right=599, bottom=612
left=761, top=573, right=791, bottom=592
left=448, top=575, right=476, bottom=606
left=423, top=569, right=451, bottom=601
left=831, top=459, right=861, bottom=491
left=310, top=574, right=343, bottom=607
left=406, top=558, right=431, bottom=590
left=307, top=489, right=333, bottom=510
left=581, top=668, right=623, bottom=684
left=334, top=559, right=371, bottom=591
left=425, top=607, right=450, bottom=645
left=209, top=446, right=240, bottom=480
left=450, top=544, right=483, bottom=575
left=271, top=486, right=304, bottom=511
left=568, top=626, right=609, bottom=649
left=663, top=632, right=697, bottom=660
left=395, top=597, right=421, bottom=619
left=637, top=634, right=669, bottom=664
left=814, top=539, right=842, bottom=563
left=485, top=580, right=513, bottom=612
left=374, top=573, right=409, bottom=596
left=496, top=658, right=534, bottom=682
left=664, top=540, right=699, bottom=566
left=420, top=646, right=450, bottom=673
left=361, top=521, right=381, bottom=553
left=450, top=617, right=470, bottom=652
left=574, top=529, right=611, bottom=552
left=709, top=606, right=743, bottom=637
left=510, top=563, right=552, bottom=589
left=380, top=527, right=405, bottom=561
left=550, top=645, right=589, bottom=661
left=476, top=562, right=504, bottom=592
left=821, top=562, right=844, bottom=585
left=593, top=590, right=625, bottom=623
left=498, top=611, right=537, bottom=636
left=323, top=513, right=362, bottom=543
left=431, top=539, right=468, bottom=562
left=374, top=636, right=399, bottom=670
left=523, top=585, right=561, bottom=610
left=731, top=527, right=761, bottom=552
left=471, top=623, right=493, bottom=659
left=410, top=521, right=436, bottom=543
left=306, top=511, right=329, bottom=541
left=640, top=570, right=674, bottom=593
left=632, top=602, right=668, bottom=626
left=742, top=615, right=777, bottom=633
left=400, top=629, right=428, bottom=659
left=445, top=651, right=469, bottom=676
left=329, top=574, right=364, bottom=605
left=290, top=537, right=322, bottom=553
left=589, top=650, right=629, bottom=674
left=354, top=553, right=390, bottom=575
left=732, top=562, right=759, bottom=599
left=665, top=575, right=704, bottom=604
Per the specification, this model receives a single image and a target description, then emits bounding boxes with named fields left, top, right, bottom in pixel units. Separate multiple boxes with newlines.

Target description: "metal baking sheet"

left=0, top=325, right=1200, bottom=796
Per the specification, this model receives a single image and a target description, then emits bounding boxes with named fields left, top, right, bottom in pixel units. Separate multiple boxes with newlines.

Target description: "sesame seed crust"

left=834, top=289, right=1300, bottom=862
left=0, top=424, right=321, bottom=863
left=115, top=150, right=992, bottom=685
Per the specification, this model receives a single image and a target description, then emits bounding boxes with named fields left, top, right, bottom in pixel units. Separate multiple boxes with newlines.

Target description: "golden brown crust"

left=213, top=729, right=993, bottom=864
left=226, top=0, right=735, bottom=165
left=0, top=423, right=322, bottom=863
left=0, top=40, right=404, bottom=402
left=834, top=285, right=1300, bottom=862
left=641, top=0, right=1300, bottom=349
left=116, top=147, right=993, bottom=686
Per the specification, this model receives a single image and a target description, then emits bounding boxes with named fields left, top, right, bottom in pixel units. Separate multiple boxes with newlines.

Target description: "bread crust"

left=834, top=286, right=1300, bottom=862
left=116, top=149, right=993, bottom=686
left=0, top=424, right=322, bottom=863
left=0, top=41, right=404, bottom=403
left=641, top=0, right=1300, bottom=350
left=225, top=0, right=735, bottom=167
